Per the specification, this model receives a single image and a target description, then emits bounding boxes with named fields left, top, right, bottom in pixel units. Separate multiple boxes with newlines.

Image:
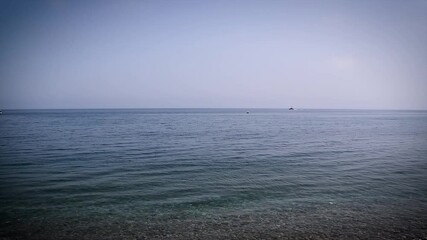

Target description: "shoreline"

left=2, top=203, right=426, bottom=239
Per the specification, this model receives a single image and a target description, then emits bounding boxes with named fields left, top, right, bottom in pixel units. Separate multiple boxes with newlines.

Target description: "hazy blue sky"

left=1, top=0, right=426, bottom=109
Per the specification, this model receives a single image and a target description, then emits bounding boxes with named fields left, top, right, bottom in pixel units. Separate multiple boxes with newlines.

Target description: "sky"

left=0, top=0, right=426, bottom=110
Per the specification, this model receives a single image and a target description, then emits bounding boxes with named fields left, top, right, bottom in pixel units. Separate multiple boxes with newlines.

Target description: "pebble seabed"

left=1, top=203, right=426, bottom=240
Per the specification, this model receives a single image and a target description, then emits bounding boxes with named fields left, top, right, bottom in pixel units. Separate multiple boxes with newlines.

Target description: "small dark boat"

left=246, top=111, right=250, bottom=114
left=289, top=107, right=294, bottom=110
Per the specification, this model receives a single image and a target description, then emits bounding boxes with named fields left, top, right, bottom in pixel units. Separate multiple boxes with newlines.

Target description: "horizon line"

left=1, top=107, right=427, bottom=111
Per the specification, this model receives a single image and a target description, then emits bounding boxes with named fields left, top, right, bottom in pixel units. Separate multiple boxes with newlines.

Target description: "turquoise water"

left=1, top=109, right=426, bottom=239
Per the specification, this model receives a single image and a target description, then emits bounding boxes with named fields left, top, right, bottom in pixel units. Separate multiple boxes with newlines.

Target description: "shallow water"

left=1, top=109, right=426, bottom=239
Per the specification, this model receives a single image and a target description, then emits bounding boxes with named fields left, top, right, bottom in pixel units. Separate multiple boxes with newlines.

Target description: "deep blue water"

left=0, top=109, right=426, bottom=239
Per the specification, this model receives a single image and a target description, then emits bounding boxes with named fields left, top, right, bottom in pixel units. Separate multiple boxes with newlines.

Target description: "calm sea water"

left=0, top=109, right=426, bottom=239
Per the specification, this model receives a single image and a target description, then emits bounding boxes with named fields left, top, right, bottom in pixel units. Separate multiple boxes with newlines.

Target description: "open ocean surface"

left=0, top=109, right=426, bottom=239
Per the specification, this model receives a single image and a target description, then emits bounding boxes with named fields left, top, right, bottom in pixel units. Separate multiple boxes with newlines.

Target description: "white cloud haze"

left=0, top=0, right=426, bottom=109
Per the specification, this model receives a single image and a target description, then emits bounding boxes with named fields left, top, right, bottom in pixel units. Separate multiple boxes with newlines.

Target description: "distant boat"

left=289, top=107, right=294, bottom=110
left=246, top=111, right=250, bottom=114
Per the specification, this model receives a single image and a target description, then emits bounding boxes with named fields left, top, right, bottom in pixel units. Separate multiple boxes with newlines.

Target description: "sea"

left=0, top=109, right=426, bottom=239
